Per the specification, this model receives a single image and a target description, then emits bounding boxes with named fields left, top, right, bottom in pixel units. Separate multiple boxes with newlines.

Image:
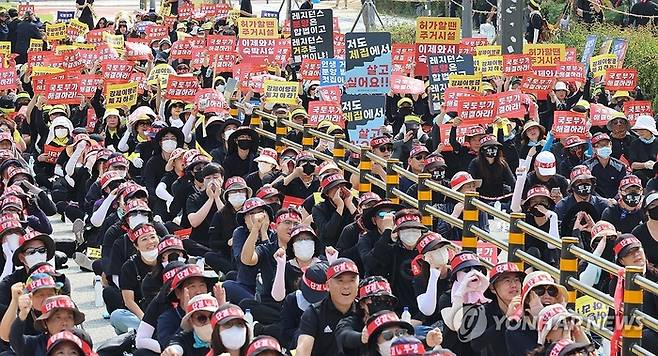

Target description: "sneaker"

left=72, top=219, right=85, bottom=245
left=74, top=252, right=93, bottom=272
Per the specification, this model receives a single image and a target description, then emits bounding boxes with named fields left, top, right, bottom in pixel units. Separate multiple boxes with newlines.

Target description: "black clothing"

left=298, top=297, right=355, bottom=356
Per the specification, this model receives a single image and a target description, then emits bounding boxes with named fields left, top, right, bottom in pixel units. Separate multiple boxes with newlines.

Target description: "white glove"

left=132, top=157, right=144, bottom=168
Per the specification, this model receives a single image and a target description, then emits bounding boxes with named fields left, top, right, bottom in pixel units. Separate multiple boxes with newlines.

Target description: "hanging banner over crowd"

left=320, top=58, right=345, bottom=86
left=290, top=9, right=333, bottom=64
left=342, top=94, right=386, bottom=145
left=344, top=32, right=391, bottom=95
left=552, top=111, right=588, bottom=138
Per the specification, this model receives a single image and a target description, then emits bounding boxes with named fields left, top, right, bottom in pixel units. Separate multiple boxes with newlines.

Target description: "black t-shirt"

left=629, top=138, right=658, bottom=182
left=632, top=223, right=658, bottom=266
left=298, top=298, right=354, bottom=356
left=601, top=205, right=644, bottom=234
left=120, top=254, right=155, bottom=309
left=255, top=241, right=279, bottom=300
left=274, top=177, right=320, bottom=200
left=523, top=171, right=569, bottom=197
left=186, top=191, right=217, bottom=246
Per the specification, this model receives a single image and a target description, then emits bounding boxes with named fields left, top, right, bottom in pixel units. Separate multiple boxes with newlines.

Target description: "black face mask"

left=529, top=205, right=547, bottom=217
left=574, top=183, right=593, bottom=196
left=398, top=107, right=412, bottom=115
left=649, top=207, right=658, bottom=220
left=268, top=203, right=281, bottom=214
left=431, top=170, right=446, bottom=182
left=623, top=193, right=642, bottom=208
left=302, top=163, right=315, bottom=175
left=167, top=252, right=185, bottom=263
left=194, top=171, right=205, bottom=182
left=483, top=146, right=498, bottom=158
left=237, top=140, right=252, bottom=150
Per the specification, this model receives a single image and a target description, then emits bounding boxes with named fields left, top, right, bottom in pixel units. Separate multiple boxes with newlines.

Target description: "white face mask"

left=216, top=84, right=225, bottom=93
left=24, top=251, right=47, bottom=268
left=227, top=192, right=247, bottom=209
left=4, top=233, right=20, bottom=251
left=128, top=214, right=149, bottom=229
left=161, top=139, right=177, bottom=153
left=399, top=229, right=422, bottom=247
left=258, top=162, right=273, bottom=175
left=378, top=338, right=395, bottom=356
left=224, top=129, right=236, bottom=141
left=55, top=128, right=68, bottom=139
left=162, top=256, right=187, bottom=268
left=264, top=102, right=275, bottom=111
left=115, top=169, right=128, bottom=178
left=194, top=324, right=213, bottom=343
left=293, top=240, right=315, bottom=261
left=141, top=248, right=158, bottom=262
left=323, top=140, right=334, bottom=151
left=426, top=247, right=449, bottom=267
left=220, top=325, right=247, bottom=350
left=170, top=118, right=184, bottom=128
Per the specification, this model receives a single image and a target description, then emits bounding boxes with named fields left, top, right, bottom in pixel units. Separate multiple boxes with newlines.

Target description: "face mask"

left=426, top=247, right=449, bottom=266
left=4, top=233, right=20, bottom=251
left=640, top=136, right=656, bottom=144
left=258, top=162, right=273, bottom=175
left=194, top=324, right=213, bottom=343
left=55, top=128, right=68, bottom=139
left=223, top=129, right=235, bottom=141
left=117, top=207, right=125, bottom=219
left=596, top=146, right=612, bottom=159
left=302, top=163, right=315, bottom=175
left=116, top=170, right=128, bottom=179
left=194, top=171, right=205, bottom=182
left=378, top=339, right=395, bottom=356
left=323, top=140, right=334, bottom=151
left=220, top=325, right=247, bottom=350
left=483, top=146, right=498, bottom=158
left=574, top=183, right=593, bottom=196
left=528, top=141, right=537, bottom=147
left=649, top=207, right=658, bottom=220
left=161, top=139, right=177, bottom=153
left=623, top=193, right=642, bottom=208
left=431, top=170, right=445, bottom=182
left=264, top=102, right=275, bottom=111
left=268, top=203, right=281, bottom=214
left=399, top=229, right=422, bottom=247
left=170, top=118, right=184, bottom=128
left=162, top=255, right=187, bottom=267
left=237, top=140, right=252, bottom=150
left=141, top=248, right=158, bottom=262
left=128, top=214, right=149, bottom=229
left=293, top=240, right=315, bottom=261
left=228, top=192, right=247, bottom=209
left=25, top=252, right=47, bottom=268
left=530, top=205, right=547, bottom=217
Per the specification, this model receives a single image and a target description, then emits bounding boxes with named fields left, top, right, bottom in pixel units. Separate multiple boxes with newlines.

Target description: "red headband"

left=450, top=253, right=479, bottom=271
left=211, top=307, right=244, bottom=327
left=358, top=281, right=392, bottom=299
left=326, top=261, right=359, bottom=280
left=303, top=275, right=327, bottom=292
left=614, top=236, right=641, bottom=255
left=390, top=342, right=425, bottom=356
left=186, top=296, right=219, bottom=314
left=395, top=214, right=421, bottom=227
left=275, top=212, right=302, bottom=225
left=366, top=311, right=399, bottom=336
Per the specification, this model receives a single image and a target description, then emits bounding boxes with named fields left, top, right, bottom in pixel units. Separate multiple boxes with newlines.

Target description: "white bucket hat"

left=631, top=115, right=658, bottom=136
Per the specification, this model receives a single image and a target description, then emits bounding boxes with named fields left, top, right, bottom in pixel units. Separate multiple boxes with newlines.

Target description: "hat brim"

left=538, top=312, right=574, bottom=344
left=489, top=270, right=526, bottom=286
left=617, top=242, right=643, bottom=260
left=222, top=185, right=253, bottom=203
left=254, top=156, right=279, bottom=166
left=321, top=179, right=352, bottom=196
left=35, top=307, right=85, bottom=331
left=631, top=126, right=658, bottom=136
left=13, top=234, right=55, bottom=266
left=420, top=240, right=453, bottom=255
left=168, top=272, right=220, bottom=300
left=237, top=204, right=273, bottom=226
left=451, top=260, right=486, bottom=280
left=299, top=283, right=328, bottom=304
left=362, top=202, right=403, bottom=230
left=452, top=179, right=482, bottom=191
left=180, top=307, right=219, bottom=331
left=392, top=221, right=428, bottom=233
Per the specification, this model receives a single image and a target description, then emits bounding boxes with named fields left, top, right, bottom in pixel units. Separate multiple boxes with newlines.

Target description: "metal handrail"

left=391, top=164, right=419, bottom=184
left=471, top=199, right=511, bottom=222
left=516, top=221, right=562, bottom=248
left=515, top=249, right=560, bottom=279
left=632, top=344, right=653, bottom=356
left=568, top=277, right=615, bottom=307
left=391, top=188, right=419, bottom=209
left=569, top=245, right=620, bottom=275
left=635, top=275, right=658, bottom=297
left=424, top=179, right=465, bottom=202
left=470, top=226, right=507, bottom=252
left=365, top=173, right=386, bottom=190
left=635, top=310, right=658, bottom=333
left=425, top=204, right=463, bottom=229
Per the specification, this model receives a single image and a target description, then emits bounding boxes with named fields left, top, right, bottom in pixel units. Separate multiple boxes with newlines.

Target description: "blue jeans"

left=110, top=309, right=140, bottom=334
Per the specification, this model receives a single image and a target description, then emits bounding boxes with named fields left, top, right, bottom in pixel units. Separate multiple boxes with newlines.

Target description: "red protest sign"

left=125, top=41, right=152, bottom=61
left=165, top=74, right=199, bottom=102
left=232, top=63, right=267, bottom=90
left=274, top=38, right=292, bottom=65
left=171, top=39, right=194, bottom=60
left=77, top=74, right=102, bottom=98
left=391, top=74, right=425, bottom=95
left=78, top=50, right=99, bottom=68
left=556, top=61, right=586, bottom=83
left=101, top=60, right=133, bottom=83
left=590, top=103, right=619, bottom=126
left=502, top=54, right=532, bottom=76
left=163, top=16, right=177, bottom=29
left=392, top=44, right=415, bottom=75
left=178, top=2, right=194, bottom=18
left=43, top=144, right=65, bottom=164
left=437, top=124, right=480, bottom=152
left=605, top=69, right=638, bottom=91
left=459, top=37, right=488, bottom=55
left=308, top=101, right=345, bottom=128
left=206, top=35, right=236, bottom=54
left=27, top=51, right=48, bottom=68
left=130, top=72, right=147, bottom=94
left=457, top=95, right=497, bottom=124
left=552, top=111, right=588, bottom=138
left=493, top=90, right=525, bottom=118
left=212, top=52, right=239, bottom=71
left=44, top=79, right=81, bottom=105
left=43, top=53, right=64, bottom=68
left=333, top=33, right=345, bottom=60
left=0, top=68, right=16, bottom=90
left=565, top=48, right=577, bottom=62
left=195, top=88, right=228, bottom=113
left=317, top=86, right=341, bottom=102
left=444, top=87, right=479, bottom=112
left=519, top=74, right=556, bottom=100
left=623, top=101, right=653, bottom=126
left=301, top=59, right=321, bottom=80
left=532, top=66, right=557, bottom=78
left=85, top=29, right=109, bottom=45
left=145, top=25, right=168, bottom=41
left=18, top=3, right=34, bottom=17
left=449, top=241, right=499, bottom=265
left=97, top=44, right=119, bottom=61
left=248, top=74, right=284, bottom=94
left=32, top=72, right=67, bottom=95
left=282, top=195, right=304, bottom=210
left=415, top=43, right=458, bottom=77
left=62, top=51, right=84, bottom=71
left=393, top=44, right=415, bottom=63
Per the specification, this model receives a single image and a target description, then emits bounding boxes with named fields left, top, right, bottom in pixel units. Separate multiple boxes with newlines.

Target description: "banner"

left=237, top=18, right=278, bottom=38
left=105, top=81, right=138, bottom=109
left=590, top=103, right=620, bottom=126
left=556, top=61, right=586, bottom=83
left=610, top=38, right=628, bottom=67
left=437, top=123, right=480, bottom=151
left=494, top=90, right=525, bottom=118
left=523, top=43, right=565, bottom=67
left=290, top=9, right=333, bottom=64
left=333, top=33, right=345, bottom=60
left=502, top=54, right=532, bottom=76
left=274, top=38, right=292, bottom=65
left=415, top=17, right=461, bottom=44
left=32, top=71, right=67, bottom=95
left=552, top=111, right=588, bottom=138
left=46, top=22, right=67, bottom=41
left=0, top=67, right=16, bottom=90
left=263, top=80, right=299, bottom=105
left=170, top=39, right=194, bottom=60
left=300, top=59, right=321, bottom=80
left=308, top=101, right=345, bottom=128
left=342, top=94, right=386, bottom=145
left=444, top=87, right=479, bottom=112
left=450, top=241, right=498, bottom=265
left=103, top=32, right=124, bottom=50
left=86, top=28, right=109, bottom=45
left=344, top=32, right=391, bottom=95
left=261, top=10, right=279, bottom=18
left=101, top=60, right=133, bottom=83
left=475, top=55, right=503, bottom=77
left=233, top=63, right=267, bottom=90
left=391, top=74, right=425, bottom=95
left=28, top=39, right=43, bottom=52
left=44, top=79, right=81, bottom=105
left=623, top=101, right=653, bottom=126
left=56, top=10, right=75, bottom=23
left=61, top=51, right=84, bottom=71
left=320, top=58, right=344, bottom=86
left=519, top=74, right=556, bottom=100
left=66, top=19, right=88, bottom=40
left=427, top=54, right=474, bottom=113
left=145, top=25, right=169, bottom=41
left=475, top=45, right=501, bottom=57
left=165, top=75, right=199, bottom=102
left=589, top=54, right=618, bottom=77
left=576, top=295, right=609, bottom=329
left=18, top=3, right=34, bottom=17
left=604, top=69, right=638, bottom=91
left=448, top=73, right=482, bottom=92
left=392, top=44, right=415, bottom=76
left=457, top=95, right=496, bottom=124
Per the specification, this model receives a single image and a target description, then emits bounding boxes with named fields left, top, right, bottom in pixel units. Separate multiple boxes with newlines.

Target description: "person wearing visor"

left=392, top=97, right=415, bottom=134
left=578, top=221, right=617, bottom=293
left=168, top=152, right=210, bottom=231
left=449, top=121, right=486, bottom=174
left=245, top=148, right=279, bottom=193
left=522, top=151, right=569, bottom=201
left=208, top=303, right=251, bottom=355
left=350, top=136, right=393, bottom=199
left=245, top=336, right=285, bottom=356
left=629, top=115, right=658, bottom=184
left=601, top=175, right=644, bottom=233
left=401, top=145, right=429, bottom=193
left=406, top=153, right=449, bottom=206
left=140, top=236, right=188, bottom=306
left=535, top=304, right=588, bottom=346
left=274, top=151, right=320, bottom=203
left=312, top=173, right=356, bottom=247
left=362, top=310, right=416, bottom=356
left=356, top=199, right=399, bottom=273
left=162, top=293, right=219, bottom=355
left=45, top=329, right=95, bottom=356
left=436, top=172, right=489, bottom=240
left=468, top=134, right=515, bottom=205
left=412, top=232, right=452, bottom=322
left=555, top=165, right=610, bottom=223
left=557, top=136, right=588, bottom=178
left=512, top=185, right=559, bottom=265
left=584, top=132, right=626, bottom=199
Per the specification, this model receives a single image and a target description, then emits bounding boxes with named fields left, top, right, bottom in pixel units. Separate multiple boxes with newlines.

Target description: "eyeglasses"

left=378, top=145, right=393, bottom=153
left=25, top=246, right=47, bottom=256
left=380, top=329, right=409, bottom=341
left=533, top=285, right=559, bottom=297
left=377, top=210, right=395, bottom=218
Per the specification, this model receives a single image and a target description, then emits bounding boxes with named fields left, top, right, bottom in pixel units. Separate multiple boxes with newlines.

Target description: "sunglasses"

left=25, top=246, right=47, bottom=256
left=193, top=313, right=210, bottom=325
left=413, top=154, right=428, bottom=161
left=378, top=145, right=393, bottom=153
left=377, top=210, right=395, bottom=218
left=533, top=285, right=559, bottom=297
left=380, top=329, right=409, bottom=341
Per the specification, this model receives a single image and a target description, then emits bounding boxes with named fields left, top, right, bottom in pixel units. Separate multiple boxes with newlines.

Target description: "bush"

left=388, top=21, right=416, bottom=43
left=552, top=22, right=658, bottom=110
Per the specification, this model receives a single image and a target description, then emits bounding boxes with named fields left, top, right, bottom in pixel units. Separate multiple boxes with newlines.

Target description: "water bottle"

left=401, top=307, right=411, bottom=322
left=94, top=275, right=104, bottom=307
left=244, top=308, right=254, bottom=339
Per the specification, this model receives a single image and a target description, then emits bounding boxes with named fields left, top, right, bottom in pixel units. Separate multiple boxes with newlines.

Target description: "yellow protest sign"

left=55, top=45, right=77, bottom=54
left=105, top=81, right=139, bottom=109
left=475, top=45, right=501, bottom=57
left=0, top=41, right=10, bottom=57
left=475, top=55, right=503, bottom=77
left=415, top=17, right=461, bottom=44
left=448, top=73, right=483, bottom=92
left=148, top=63, right=176, bottom=88
left=46, top=22, right=67, bottom=41
left=85, top=247, right=102, bottom=260
left=589, top=53, right=618, bottom=78
left=103, top=32, right=125, bottom=50
left=237, top=18, right=278, bottom=39
left=263, top=80, right=299, bottom=105
left=67, top=19, right=89, bottom=38
left=575, top=295, right=609, bottom=328
left=29, top=39, right=43, bottom=52
left=75, top=43, right=96, bottom=50
left=523, top=43, right=565, bottom=67
left=32, top=66, right=65, bottom=76
left=227, top=9, right=240, bottom=25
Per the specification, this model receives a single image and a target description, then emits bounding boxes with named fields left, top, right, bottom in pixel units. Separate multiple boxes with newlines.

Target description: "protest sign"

left=457, top=95, right=496, bottom=124
left=61, top=51, right=84, bottom=71
left=519, top=74, right=556, bottom=100
left=475, top=55, right=503, bottom=77
left=565, top=47, right=577, bottom=62
left=552, top=111, right=588, bottom=138
left=623, top=101, right=653, bottom=126
left=248, top=74, right=285, bottom=94
left=414, top=43, right=458, bottom=77
left=475, top=45, right=501, bottom=57
left=56, top=11, right=75, bottom=23
left=532, top=66, right=557, bottom=78
left=556, top=61, right=586, bottom=83
left=18, top=3, right=34, bottom=17
left=459, top=37, right=488, bottom=55
left=308, top=101, right=345, bottom=128
left=590, top=103, right=620, bottom=127
left=29, top=39, right=43, bottom=52
left=46, top=22, right=67, bottom=41
left=342, top=94, right=386, bottom=145
left=448, top=73, right=482, bottom=92
left=32, top=71, right=66, bottom=95
left=78, top=74, right=103, bottom=98
left=66, top=19, right=89, bottom=40
left=165, top=75, right=199, bottom=102
left=392, top=44, right=415, bottom=76
left=212, top=52, right=239, bottom=72
left=344, top=32, right=391, bottom=95
left=206, top=35, right=236, bottom=54
left=391, top=74, right=425, bottom=95
left=103, top=32, right=124, bottom=50
left=86, top=29, right=109, bottom=45
left=523, top=43, right=565, bottom=67
left=443, top=87, right=479, bottom=112
left=320, top=58, right=344, bottom=86
left=145, top=25, right=169, bottom=41
left=450, top=241, right=498, bottom=265
left=301, top=59, right=321, bottom=80
left=437, top=123, right=479, bottom=151
left=130, top=72, right=147, bottom=94
left=610, top=38, right=628, bottom=67
left=27, top=51, right=48, bottom=68
left=415, top=17, right=461, bottom=44
left=261, top=10, right=279, bottom=18
left=263, top=80, right=300, bottom=105
left=589, top=54, right=618, bottom=77
left=237, top=18, right=278, bottom=38
left=44, top=79, right=81, bottom=105
left=428, top=54, right=475, bottom=110
left=290, top=9, right=333, bottom=64
left=318, top=86, right=341, bottom=102
left=43, top=145, right=65, bottom=164
left=105, top=82, right=138, bottom=109
left=101, top=60, right=133, bottom=83
left=125, top=41, right=152, bottom=61
left=502, top=54, right=532, bottom=76
left=273, top=38, right=292, bottom=65
left=233, top=63, right=267, bottom=90
left=238, top=38, right=277, bottom=60
left=194, top=88, right=229, bottom=113
left=333, top=33, right=345, bottom=60
left=604, top=69, right=638, bottom=91
left=170, top=39, right=194, bottom=60
left=576, top=295, right=609, bottom=329
left=494, top=90, right=525, bottom=118
left=0, top=67, right=16, bottom=90
left=0, top=42, right=10, bottom=58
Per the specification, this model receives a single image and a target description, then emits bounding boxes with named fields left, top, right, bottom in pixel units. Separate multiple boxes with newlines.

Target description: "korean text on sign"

left=457, top=95, right=497, bottom=124
left=308, top=101, right=345, bottom=128
left=237, top=18, right=278, bottom=39
left=604, top=69, right=638, bottom=91
left=263, top=80, right=299, bottom=105
left=552, top=111, right=588, bottom=138
left=523, top=43, right=565, bottom=67
left=105, top=82, right=139, bottom=109
left=415, top=17, right=461, bottom=44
